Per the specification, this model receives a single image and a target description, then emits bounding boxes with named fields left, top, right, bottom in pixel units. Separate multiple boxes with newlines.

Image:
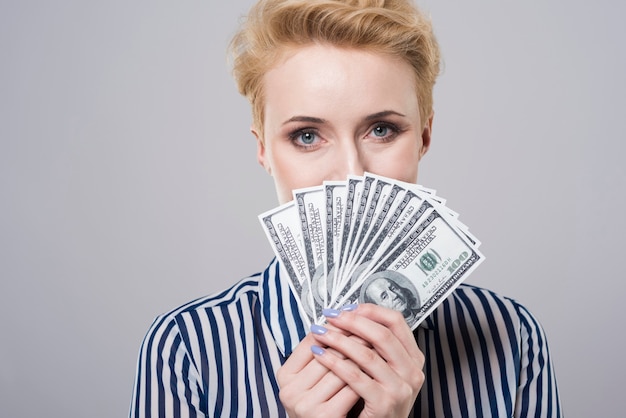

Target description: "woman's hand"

left=277, top=332, right=362, bottom=417
left=277, top=303, right=424, bottom=417
left=311, top=303, right=424, bottom=417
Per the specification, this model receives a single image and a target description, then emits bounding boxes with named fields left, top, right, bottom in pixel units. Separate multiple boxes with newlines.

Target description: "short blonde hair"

left=229, top=0, right=441, bottom=134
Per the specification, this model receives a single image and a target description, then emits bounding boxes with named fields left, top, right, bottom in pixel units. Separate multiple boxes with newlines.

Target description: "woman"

left=130, top=0, right=562, bottom=416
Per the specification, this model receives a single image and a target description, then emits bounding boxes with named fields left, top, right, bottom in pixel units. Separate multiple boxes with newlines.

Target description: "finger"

left=280, top=366, right=350, bottom=410
left=278, top=334, right=330, bottom=391
left=299, top=365, right=352, bottom=405
left=277, top=323, right=367, bottom=390
left=312, top=324, right=371, bottom=352
left=279, top=334, right=317, bottom=375
left=320, top=384, right=361, bottom=416
left=278, top=355, right=345, bottom=412
left=279, top=342, right=359, bottom=417
left=309, top=345, right=380, bottom=399
left=312, top=346, right=417, bottom=416
left=278, top=331, right=359, bottom=394
left=350, top=303, right=423, bottom=358
left=312, top=346, right=368, bottom=410
left=322, top=306, right=425, bottom=396
left=288, top=381, right=360, bottom=418
left=310, top=326, right=399, bottom=384
left=326, top=304, right=424, bottom=368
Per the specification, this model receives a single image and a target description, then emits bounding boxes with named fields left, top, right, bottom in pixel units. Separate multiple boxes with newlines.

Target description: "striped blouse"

left=130, top=259, right=562, bottom=417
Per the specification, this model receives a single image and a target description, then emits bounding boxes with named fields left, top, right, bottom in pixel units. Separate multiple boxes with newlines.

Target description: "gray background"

left=1, top=0, right=624, bottom=416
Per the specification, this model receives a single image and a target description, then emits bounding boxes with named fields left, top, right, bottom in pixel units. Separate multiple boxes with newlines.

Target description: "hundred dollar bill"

left=333, top=199, right=433, bottom=305
left=394, top=177, right=481, bottom=248
left=335, top=208, right=484, bottom=329
left=342, top=175, right=376, bottom=267
left=260, top=173, right=485, bottom=329
left=365, top=172, right=443, bottom=203
left=293, top=185, right=326, bottom=322
left=339, top=186, right=430, bottom=293
left=331, top=181, right=406, bottom=298
left=334, top=177, right=363, bottom=287
left=258, top=201, right=315, bottom=327
left=342, top=174, right=391, bottom=277
left=324, top=181, right=346, bottom=304
left=337, top=175, right=377, bottom=292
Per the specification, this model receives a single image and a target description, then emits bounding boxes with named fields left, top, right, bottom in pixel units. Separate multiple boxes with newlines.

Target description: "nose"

left=332, top=140, right=365, bottom=180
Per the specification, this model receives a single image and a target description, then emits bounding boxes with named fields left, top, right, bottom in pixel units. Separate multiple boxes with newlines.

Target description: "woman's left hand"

left=309, top=303, right=425, bottom=418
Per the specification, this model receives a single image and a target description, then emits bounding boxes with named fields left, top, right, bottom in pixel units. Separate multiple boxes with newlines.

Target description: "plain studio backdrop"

left=1, top=0, right=624, bottom=416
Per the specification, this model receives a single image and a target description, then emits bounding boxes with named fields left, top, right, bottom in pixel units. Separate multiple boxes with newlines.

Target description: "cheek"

left=366, top=142, right=421, bottom=182
left=272, top=146, right=343, bottom=183
left=271, top=155, right=324, bottom=203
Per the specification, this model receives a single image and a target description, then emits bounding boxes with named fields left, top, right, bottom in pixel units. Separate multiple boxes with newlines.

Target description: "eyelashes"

left=287, top=122, right=403, bottom=151
left=366, top=122, right=402, bottom=142
left=288, top=129, right=320, bottom=150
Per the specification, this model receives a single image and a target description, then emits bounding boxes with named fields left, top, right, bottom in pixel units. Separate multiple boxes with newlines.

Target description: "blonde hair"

left=229, top=0, right=441, bottom=134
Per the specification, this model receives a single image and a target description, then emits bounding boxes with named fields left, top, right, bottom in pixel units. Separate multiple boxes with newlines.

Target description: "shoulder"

left=425, top=283, right=557, bottom=384
left=417, top=285, right=562, bottom=416
left=140, top=272, right=265, bottom=351
left=429, top=283, right=547, bottom=346
left=451, top=283, right=539, bottom=325
left=170, top=272, right=264, bottom=317
left=445, top=286, right=562, bottom=415
left=450, top=284, right=555, bottom=352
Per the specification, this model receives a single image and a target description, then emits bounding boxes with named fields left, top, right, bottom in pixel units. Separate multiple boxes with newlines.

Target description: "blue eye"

left=372, top=125, right=389, bottom=137
left=367, top=123, right=401, bottom=143
left=299, top=131, right=316, bottom=144
left=289, top=129, right=321, bottom=150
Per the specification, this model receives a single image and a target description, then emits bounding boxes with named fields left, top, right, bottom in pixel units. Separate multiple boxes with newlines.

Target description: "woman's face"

left=254, top=44, right=432, bottom=204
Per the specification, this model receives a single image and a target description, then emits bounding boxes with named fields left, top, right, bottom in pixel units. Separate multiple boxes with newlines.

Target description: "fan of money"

left=259, top=172, right=484, bottom=330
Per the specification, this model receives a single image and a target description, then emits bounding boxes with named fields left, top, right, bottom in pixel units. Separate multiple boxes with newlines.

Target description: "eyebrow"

left=364, top=110, right=406, bottom=121
left=282, top=110, right=406, bottom=126
left=282, top=116, right=327, bottom=125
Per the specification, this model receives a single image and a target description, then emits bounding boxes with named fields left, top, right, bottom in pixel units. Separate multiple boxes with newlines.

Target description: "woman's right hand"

left=277, top=304, right=425, bottom=418
left=277, top=332, right=361, bottom=417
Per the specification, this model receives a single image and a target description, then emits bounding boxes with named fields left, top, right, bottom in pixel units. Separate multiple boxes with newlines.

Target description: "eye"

left=299, top=131, right=316, bottom=144
left=288, top=129, right=321, bottom=150
left=380, top=291, right=388, bottom=300
left=372, top=125, right=389, bottom=137
left=367, top=123, right=400, bottom=142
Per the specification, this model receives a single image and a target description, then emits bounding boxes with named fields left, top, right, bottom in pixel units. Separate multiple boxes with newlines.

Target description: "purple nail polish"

left=322, top=308, right=341, bottom=318
left=310, top=324, right=328, bottom=335
left=311, top=345, right=325, bottom=356
left=341, top=303, right=358, bottom=312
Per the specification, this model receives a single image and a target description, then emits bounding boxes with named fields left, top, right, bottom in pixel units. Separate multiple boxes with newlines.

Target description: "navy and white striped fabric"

left=130, top=259, right=562, bottom=417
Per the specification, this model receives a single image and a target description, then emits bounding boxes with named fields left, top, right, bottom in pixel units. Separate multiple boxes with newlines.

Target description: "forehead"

left=262, top=44, right=419, bottom=122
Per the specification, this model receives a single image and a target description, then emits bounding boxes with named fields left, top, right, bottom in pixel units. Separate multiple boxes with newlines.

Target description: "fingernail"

left=322, top=308, right=341, bottom=318
left=310, top=324, right=328, bottom=335
left=311, top=345, right=325, bottom=356
left=341, top=303, right=358, bottom=312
